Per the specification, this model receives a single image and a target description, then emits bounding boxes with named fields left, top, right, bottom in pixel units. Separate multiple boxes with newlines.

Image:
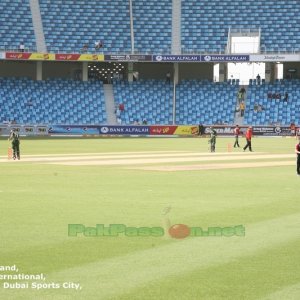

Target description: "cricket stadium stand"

left=0, top=1, right=299, bottom=127
left=181, top=0, right=300, bottom=53
left=1, top=0, right=299, bottom=53
left=0, top=78, right=106, bottom=124
left=39, top=0, right=131, bottom=53
left=0, top=0, right=36, bottom=51
left=175, top=80, right=238, bottom=125
left=244, top=79, right=300, bottom=126
left=113, top=80, right=173, bottom=125
left=132, top=0, right=172, bottom=54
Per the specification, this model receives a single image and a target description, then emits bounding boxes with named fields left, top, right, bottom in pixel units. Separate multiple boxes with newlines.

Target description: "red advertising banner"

left=6, top=52, right=32, bottom=60
left=5, top=52, right=103, bottom=61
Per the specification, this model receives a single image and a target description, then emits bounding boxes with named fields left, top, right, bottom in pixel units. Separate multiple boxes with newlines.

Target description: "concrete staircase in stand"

left=103, top=84, right=117, bottom=125
left=29, top=0, right=47, bottom=52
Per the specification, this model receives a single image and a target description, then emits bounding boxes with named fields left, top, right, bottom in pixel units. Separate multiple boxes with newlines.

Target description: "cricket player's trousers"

left=234, top=136, right=240, bottom=147
left=210, top=142, right=216, bottom=152
left=297, top=155, right=300, bottom=175
left=243, top=139, right=252, bottom=151
left=12, top=141, right=20, bottom=159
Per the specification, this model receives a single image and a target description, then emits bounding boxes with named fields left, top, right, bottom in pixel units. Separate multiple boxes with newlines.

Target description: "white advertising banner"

left=250, top=54, right=300, bottom=62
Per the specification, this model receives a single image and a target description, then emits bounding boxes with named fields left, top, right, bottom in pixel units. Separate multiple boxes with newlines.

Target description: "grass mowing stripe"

left=45, top=154, right=295, bottom=166
left=0, top=152, right=269, bottom=163
left=0, top=150, right=191, bottom=159
left=3, top=213, right=298, bottom=300
left=134, top=161, right=295, bottom=171
left=0, top=138, right=298, bottom=299
left=259, top=283, right=300, bottom=300
left=118, top=239, right=300, bottom=300
left=0, top=152, right=264, bottom=163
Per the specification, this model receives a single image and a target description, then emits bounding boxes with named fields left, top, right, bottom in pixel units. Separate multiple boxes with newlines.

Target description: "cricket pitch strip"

left=0, top=151, right=296, bottom=172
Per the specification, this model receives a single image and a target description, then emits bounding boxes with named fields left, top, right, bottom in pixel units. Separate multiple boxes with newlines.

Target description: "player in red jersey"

left=295, top=139, right=300, bottom=176
left=243, top=126, right=253, bottom=152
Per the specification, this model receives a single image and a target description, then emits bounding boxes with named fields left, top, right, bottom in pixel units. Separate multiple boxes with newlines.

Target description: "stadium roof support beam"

left=129, top=0, right=135, bottom=54
left=226, top=27, right=231, bottom=54
left=82, top=62, right=88, bottom=82
left=172, top=63, right=179, bottom=124
left=29, top=0, right=47, bottom=53
left=36, top=61, right=42, bottom=81
left=258, top=28, right=261, bottom=54
left=171, top=0, right=181, bottom=54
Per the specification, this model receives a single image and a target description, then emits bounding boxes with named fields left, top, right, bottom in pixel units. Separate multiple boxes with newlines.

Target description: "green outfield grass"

left=0, top=135, right=298, bottom=154
left=0, top=137, right=299, bottom=300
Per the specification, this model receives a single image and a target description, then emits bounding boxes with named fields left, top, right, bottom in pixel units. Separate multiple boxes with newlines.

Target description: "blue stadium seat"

left=244, top=79, right=300, bottom=125
left=181, top=0, right=300, bottom=53
left=0, top=79, right=106, bottom=125
left=0, top=0, right=36, bottom=51
left=39, top=0, right=131, bottom=53
left=113, top=80, right=173, bottom=125
left=175, top=80, right=237, bottom=125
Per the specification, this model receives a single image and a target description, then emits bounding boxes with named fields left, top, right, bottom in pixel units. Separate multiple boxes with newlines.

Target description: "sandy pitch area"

left=0, top=151, right=296, bottom=171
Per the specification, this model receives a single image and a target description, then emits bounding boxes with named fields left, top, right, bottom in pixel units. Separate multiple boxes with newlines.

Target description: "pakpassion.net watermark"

left=68, top=224, right=245, bottom=239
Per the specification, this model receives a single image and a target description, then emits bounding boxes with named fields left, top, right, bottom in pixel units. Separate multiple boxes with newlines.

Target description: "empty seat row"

left=0, top=79, right=106, bottom=124
left=244, top=79, right=300, bottom=125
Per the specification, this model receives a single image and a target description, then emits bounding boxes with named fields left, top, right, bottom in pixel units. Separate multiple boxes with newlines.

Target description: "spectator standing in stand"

left=94, top=40, right=103, bottom=50
left=166, top=72, right=171, bottom=84
left=19, top=42, right=25, bottom=52
left=256, top=74, right=261, bottom=84
left=82, top=44, right=88, bottom=53
left=119, top=103, right=125, bottom=113
left=240, top=101, right=245, bottom=117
